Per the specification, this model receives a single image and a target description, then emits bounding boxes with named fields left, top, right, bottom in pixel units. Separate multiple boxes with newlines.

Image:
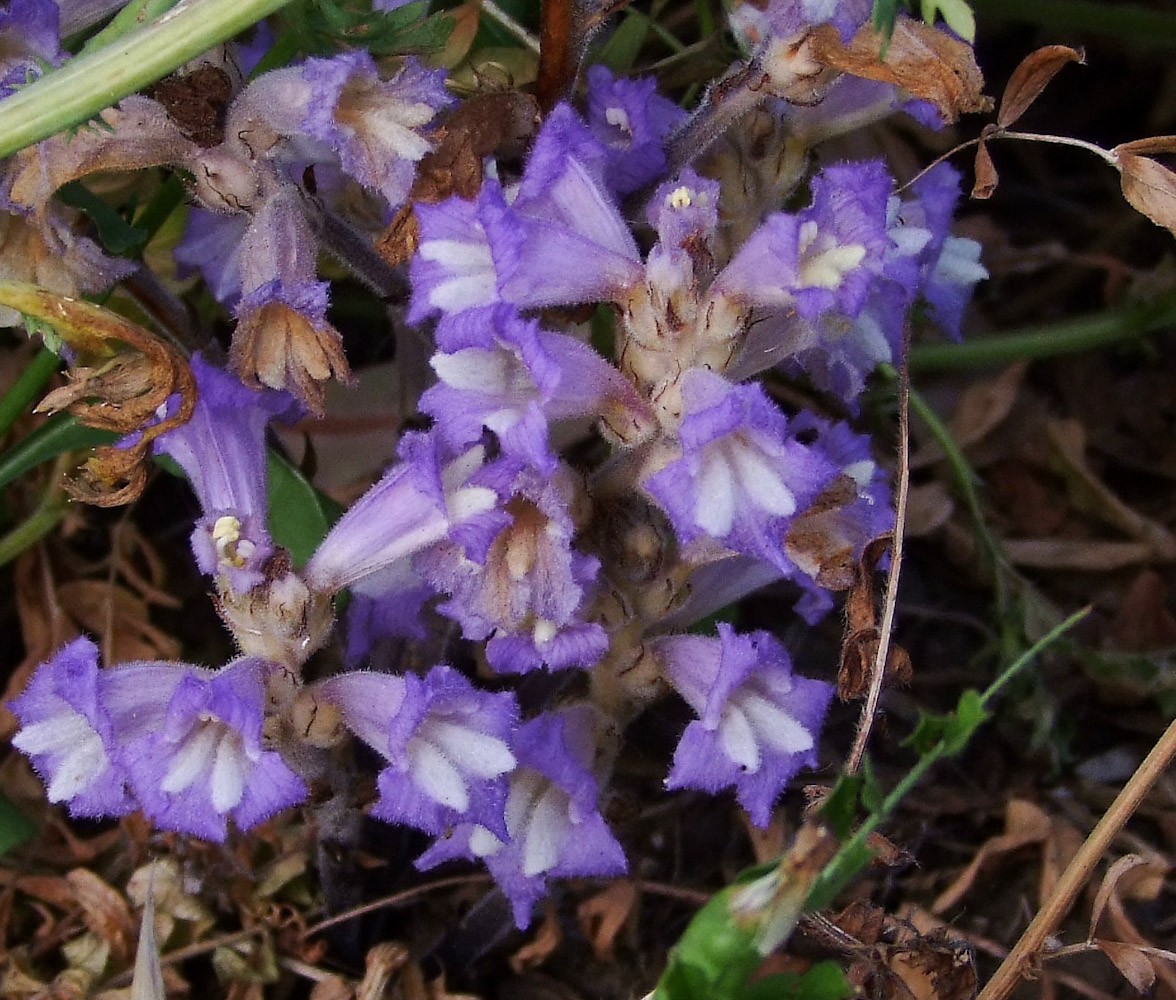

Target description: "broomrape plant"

left=6, top=0, right=989, bottom=932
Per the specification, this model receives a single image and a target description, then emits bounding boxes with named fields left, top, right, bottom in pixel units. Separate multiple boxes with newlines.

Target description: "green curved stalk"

left=910, top=292, right=1176, bottom=372
left=0, top=0, right=293, bottom=160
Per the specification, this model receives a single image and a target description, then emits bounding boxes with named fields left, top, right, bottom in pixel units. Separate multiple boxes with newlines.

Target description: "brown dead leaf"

left=509, top=902, right=561, bottom=972
left=1113, top=150, right=1176, bottom=238
left=997, top=46, right=1084, bottom=129
left=1110, top=571, right=1176, bottom=652
left=933, top=799, right=1052, bottom=914
left=904, top=482, right=954, bottom=538
left=309, top=976, right=355, bottom=1000
left=785, top=474, right=866, bottom=589
left=867, top=831, right=915, bottom=869
left=1046, top=419, right=1176, bottom=559
left=809, top=17, right=992, bottom=125
left=743, top=809, right=788, bottom=863
left=972, top=138, right=998, bottom=199
left=1087, top=854, right=1176, bottom=996
left=1003, top=539, right=1155, bottom=571
left=1115, top=136, right=1176, bottom=157
left=577, top=882, right=638, bottom=960
left=887, top=934, right=978, bottom=1000
left=1090, top=855, right=1153, bottom=938
left=57, top=580, right=181, bottom=664
left=832, top=901, right=888, bottom=946
left=1096, top=941, right=1157, bottom=993
left=356, top=943, right=411, bottom=1000
left=1039, top=816, right=1084, bottom=906
left=377, top=92, right=539, bottom=267
left=66, top=868, right=134, bottom=965
left=913, top=363, right=1026, bottom=470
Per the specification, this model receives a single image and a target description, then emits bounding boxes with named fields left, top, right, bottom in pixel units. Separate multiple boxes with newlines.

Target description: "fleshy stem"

left=79, top=0, right=180, bottom=55
left=846, top=324, right=911, bottom=774
left=0, top=0, right=294, bottom=160
left=977, top=705, right=1176, bottom=1000
left=807, top=605, right=1092, bottom=911
left=910, top=291, right=1176, bottom=372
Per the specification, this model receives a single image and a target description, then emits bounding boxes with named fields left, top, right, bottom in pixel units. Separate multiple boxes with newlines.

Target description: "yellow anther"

left=668, top=186, right=693, bottom=209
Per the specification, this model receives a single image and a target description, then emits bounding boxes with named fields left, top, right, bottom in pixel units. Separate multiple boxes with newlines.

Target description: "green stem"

left=0, top=0, right=294, bottom=159
left=79, top=0, right=181, bottom=55
left=971, top=0, right=1176, bottom=50
left=807, top=606, right=1090, bottom=910
left=0, top=349, right=60, bottom=444
left=910, top=294, right=1176, bottom=372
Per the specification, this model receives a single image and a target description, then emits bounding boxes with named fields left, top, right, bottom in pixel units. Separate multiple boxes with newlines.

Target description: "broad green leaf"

left=0, top=791, right=36, bottom=855
left=266, top=451, right=342, bottom=567
left=739, top=962, right=852, bottom=1000
left=597, top=11, right=650, bottom=72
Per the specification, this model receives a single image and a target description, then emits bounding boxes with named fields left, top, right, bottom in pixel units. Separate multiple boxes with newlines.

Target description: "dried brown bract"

left=0, top=282, right=195, bottom=506
left=377, top=92, right=540, bottom=267
left=809, top=17, right=991, bottom=125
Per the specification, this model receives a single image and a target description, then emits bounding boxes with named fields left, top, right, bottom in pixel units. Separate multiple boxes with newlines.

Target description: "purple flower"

left=903, top=165, right=987, bottom=338
left=653, top=624, right=833, bottom=826
left=9, top=637, right=134, bottom=819
left=0, top=0, right=62, bottom=98
left=415, top=462, right=607, bottom=674
left=174, top=208, right=248, bottom=309
left=300, top=52, right=451, bottom=207
left=10, top=638, right=307, bottom=839
left=108, top=657, right=307, bottom=841
left=304, top=432, right=499, bottom=597
left=417, top=705, right=626, bottom=927
left=714, top=159, right=893, bottom=322
left=585, top=65, right=686, bottom=196
left=154, top=354, right=295, bottom=593
left=318, top=666, right=517, bottom=835
left=644, top=369, right=836, bottom=574
left=730, top=0, right=870, bottom=48
left=409, top=196, right=501, bottom=323
left=421, top=305, right=653, bottom=468
left=484, top=106, right=644, bottom=309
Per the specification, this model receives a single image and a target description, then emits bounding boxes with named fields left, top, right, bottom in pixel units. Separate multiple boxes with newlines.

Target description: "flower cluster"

left=8, top=0, right=987, bottom=926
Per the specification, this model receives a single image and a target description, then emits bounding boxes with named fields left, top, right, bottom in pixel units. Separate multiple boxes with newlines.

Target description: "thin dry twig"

left=845, top=325, right=911, bottom=774
left=977, top=712, right=1176, bottom=1000
left=301, top=874, right=493, bottom=937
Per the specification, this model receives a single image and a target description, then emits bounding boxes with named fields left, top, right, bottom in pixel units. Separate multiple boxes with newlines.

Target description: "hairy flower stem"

left=309, top=204, right=410, bottom=301
left=665, top=62, right=770, bottom=178
left=0, top=0, right=293, bottom=159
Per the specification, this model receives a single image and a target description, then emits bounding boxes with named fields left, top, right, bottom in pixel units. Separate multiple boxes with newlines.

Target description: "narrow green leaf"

left=943, top=688, right=989, bottom=754
left=596, top=11, right=651, bottom=72
left=803, top=838, right=875, bottom=913
left=57, top=181, right=148, bottom=255
left=0, top=413, right=115, bottom=492
left=0, top=792, right=37, bottom=855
